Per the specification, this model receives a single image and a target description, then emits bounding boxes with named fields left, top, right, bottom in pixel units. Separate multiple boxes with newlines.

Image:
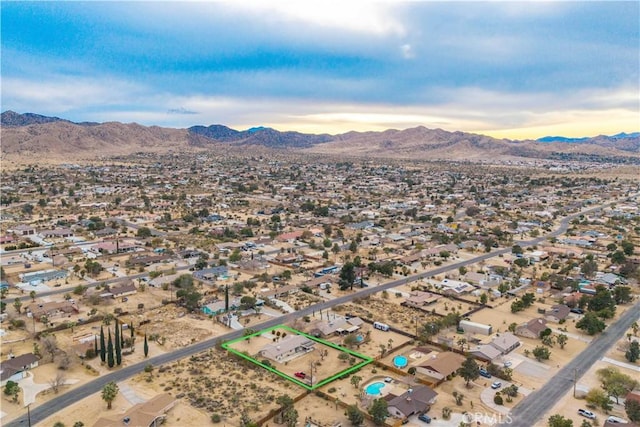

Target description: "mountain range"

left=1, top=110, right=639, bottom=163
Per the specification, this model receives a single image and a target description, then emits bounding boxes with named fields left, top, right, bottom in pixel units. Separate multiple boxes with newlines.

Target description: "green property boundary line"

left=221, top=324, right=374, bottom=391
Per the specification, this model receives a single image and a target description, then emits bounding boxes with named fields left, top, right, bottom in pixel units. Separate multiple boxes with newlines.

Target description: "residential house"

left=108, top=283, right=138, bottom=299
left=437, top=278, right=475, bottom=295
left=20, top=269, right=68, bottom=283
left=544, top=305, right=571, bottom=323
left=402, top=291, right=441, bottom=309
left=192, top=266, right=229, bottom=282
left=40, top=228, right=74, bottom=239
left=93, top=393, right=176, bottom=427
left=259, top=334, right=316, bottom=362
left=595, top=272, right=626, bottom=287
left=489, top=332, right=521, bottom=354
left=11, top=225, right=36, bottom=236
left=416, top=351, right=465, bottom=382
left=515, top=318, right=548, bottom=339
left=202, top=298, right=240, bottom=316
left=27, top=301, right=79, bottom=321
left=469, top=344, right=502, bottom=362
left=0, top=353, right=39, bottom=386
left=308, top=316, right=363, bottom=337
left=386, top=385, right=438, bottom=419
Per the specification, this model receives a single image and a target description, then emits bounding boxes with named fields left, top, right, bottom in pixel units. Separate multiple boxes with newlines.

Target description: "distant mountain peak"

left=1, top=110, right=69, bottom=127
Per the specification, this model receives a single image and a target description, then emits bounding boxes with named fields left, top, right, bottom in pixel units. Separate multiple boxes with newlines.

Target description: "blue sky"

left=2, top=1, right=638, bottom=138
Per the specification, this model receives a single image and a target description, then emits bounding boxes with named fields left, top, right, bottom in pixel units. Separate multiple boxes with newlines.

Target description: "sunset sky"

left=2, top=1, right=638, bottom=139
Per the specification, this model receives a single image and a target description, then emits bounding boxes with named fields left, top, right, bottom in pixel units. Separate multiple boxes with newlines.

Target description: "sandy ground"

left=539, top=322, right=640, bottom=427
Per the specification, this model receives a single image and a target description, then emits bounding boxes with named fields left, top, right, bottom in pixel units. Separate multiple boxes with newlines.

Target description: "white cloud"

left=227, top=0, right=406, bottom=36
left=2, top=76, right=144, bottom=114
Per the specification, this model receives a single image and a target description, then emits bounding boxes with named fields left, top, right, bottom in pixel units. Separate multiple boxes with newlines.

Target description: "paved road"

left=506, top=299, right=640, bottom=427
left=3, top=200, right=620, bottom=426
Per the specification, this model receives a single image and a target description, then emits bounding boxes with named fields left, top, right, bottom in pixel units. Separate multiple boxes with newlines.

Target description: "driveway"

left=479, top=380, right=533, bottom=415
left=19, top=372, right=78, bottom=406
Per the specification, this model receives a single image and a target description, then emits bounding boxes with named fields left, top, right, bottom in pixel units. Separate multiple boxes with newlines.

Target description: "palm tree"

left=101, top=382, right=119, bottom=409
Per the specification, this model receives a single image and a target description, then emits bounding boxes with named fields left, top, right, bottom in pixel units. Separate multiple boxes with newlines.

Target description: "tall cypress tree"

left=99, top=326, right=106, bottom=363
left=120, top=323, right=125, bottom=348
left=107, top=329, right=115, bottom=368
left=224, top=285, right=229, bottom=312
left=115, top=324, right=122, bottom=366
left=94, top=336, right=98, bottom=357
left=143, top=333, right=149, bottom=358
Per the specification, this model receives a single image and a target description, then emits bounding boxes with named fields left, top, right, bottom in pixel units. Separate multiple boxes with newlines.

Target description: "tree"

left=597, top=367, right=638, bottom=404
left=101, top=381, right=119, bottom=409
left=346, top=405, right=365, bottom=426
left=4, top=380, right=20, bottom=403
left=48, top=371, right=67, bottom=394
left=282, top=406, right=298, bottom=427
left=13, top=298, right=22, bottom=314
left=611, top=250, right=626, bottom=265
left=452, top=390, right=464, bottom=406
left=144, top=333, right=149, bottom=358
left=625, top=341, right=639, bottom=363
left=115, top=323, right=122, bottom=366
left=41, top=335, right=59, bottom=362
left=175, top=286, right=203, bottom=312
left=100, top=326, right=106, bottom=363
left=548, top=414, right=573, bottom=427
left=626, top=398, right=640, bottom=423
left=136, top=227, right=152, bottom=238
left=350, top=375, right=362, bottom=389
left=339, top=262, right=356, bottom=290
left=29, top=290, right=37, bottom=302
left=588, top=285, right=616, bottom=318
left=458, top=356, right=480, bottom=387
left=556, top=334, right=568, bottom=350
left=368, top=398, right=389, bottom=426
left=576, top=312, right=606, bottom=335
left=621, top=240, right=635, bottom=256
left=585, top=388, right=612, bottom=412
left=532, top=345, right=551, bottom=361
left=107, top=329, right=115, bottom=368
left=580, top=258, right=598, bottom=278
left=613, top=286, right=632, bottom=304
left=239, top=296, right=257, bottom=310
left=275, top=394, right=294, bottom=424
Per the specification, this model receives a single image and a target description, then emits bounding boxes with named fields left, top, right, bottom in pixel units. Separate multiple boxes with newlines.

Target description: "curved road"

left=3, top=201, right=621, bottom=426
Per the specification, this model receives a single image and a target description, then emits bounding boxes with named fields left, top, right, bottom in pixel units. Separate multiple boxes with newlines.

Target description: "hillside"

left=1, top=111, right=638, bottom=163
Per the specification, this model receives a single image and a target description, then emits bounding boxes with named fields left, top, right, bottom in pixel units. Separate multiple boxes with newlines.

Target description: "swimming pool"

left=393, top=355, right=408, bottom=368
left=365, top=382, right=386, bottom=395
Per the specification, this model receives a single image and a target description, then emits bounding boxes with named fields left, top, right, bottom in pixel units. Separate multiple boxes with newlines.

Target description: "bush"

left=328, top=387, right=336, bottom=393
left=494, top=394, right=503, bottom=405
left=211, top=414, right=222, bottom=423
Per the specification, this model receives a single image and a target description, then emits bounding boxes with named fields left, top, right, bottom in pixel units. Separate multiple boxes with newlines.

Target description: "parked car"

left=578, top=409, right=596, bottom=419
left=570, top=307, right=585, bottom=314
left=294, top=372, right=306, bottom=379
left=479, top=368, right=492, bottom=378
left=503, top=360, right=512, bottom=368
left=418, top=414, right=431, bottom=423
left=491, top=381, right=502, bottom=389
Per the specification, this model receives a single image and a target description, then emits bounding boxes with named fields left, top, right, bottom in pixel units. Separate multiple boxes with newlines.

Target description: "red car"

left=294, top=372, right=306, bottom=379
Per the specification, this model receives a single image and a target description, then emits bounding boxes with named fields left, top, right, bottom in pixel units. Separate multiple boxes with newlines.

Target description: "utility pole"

left=26, top=403, right=31, bottom=427
left=573, top=368, right=577, bottom=397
